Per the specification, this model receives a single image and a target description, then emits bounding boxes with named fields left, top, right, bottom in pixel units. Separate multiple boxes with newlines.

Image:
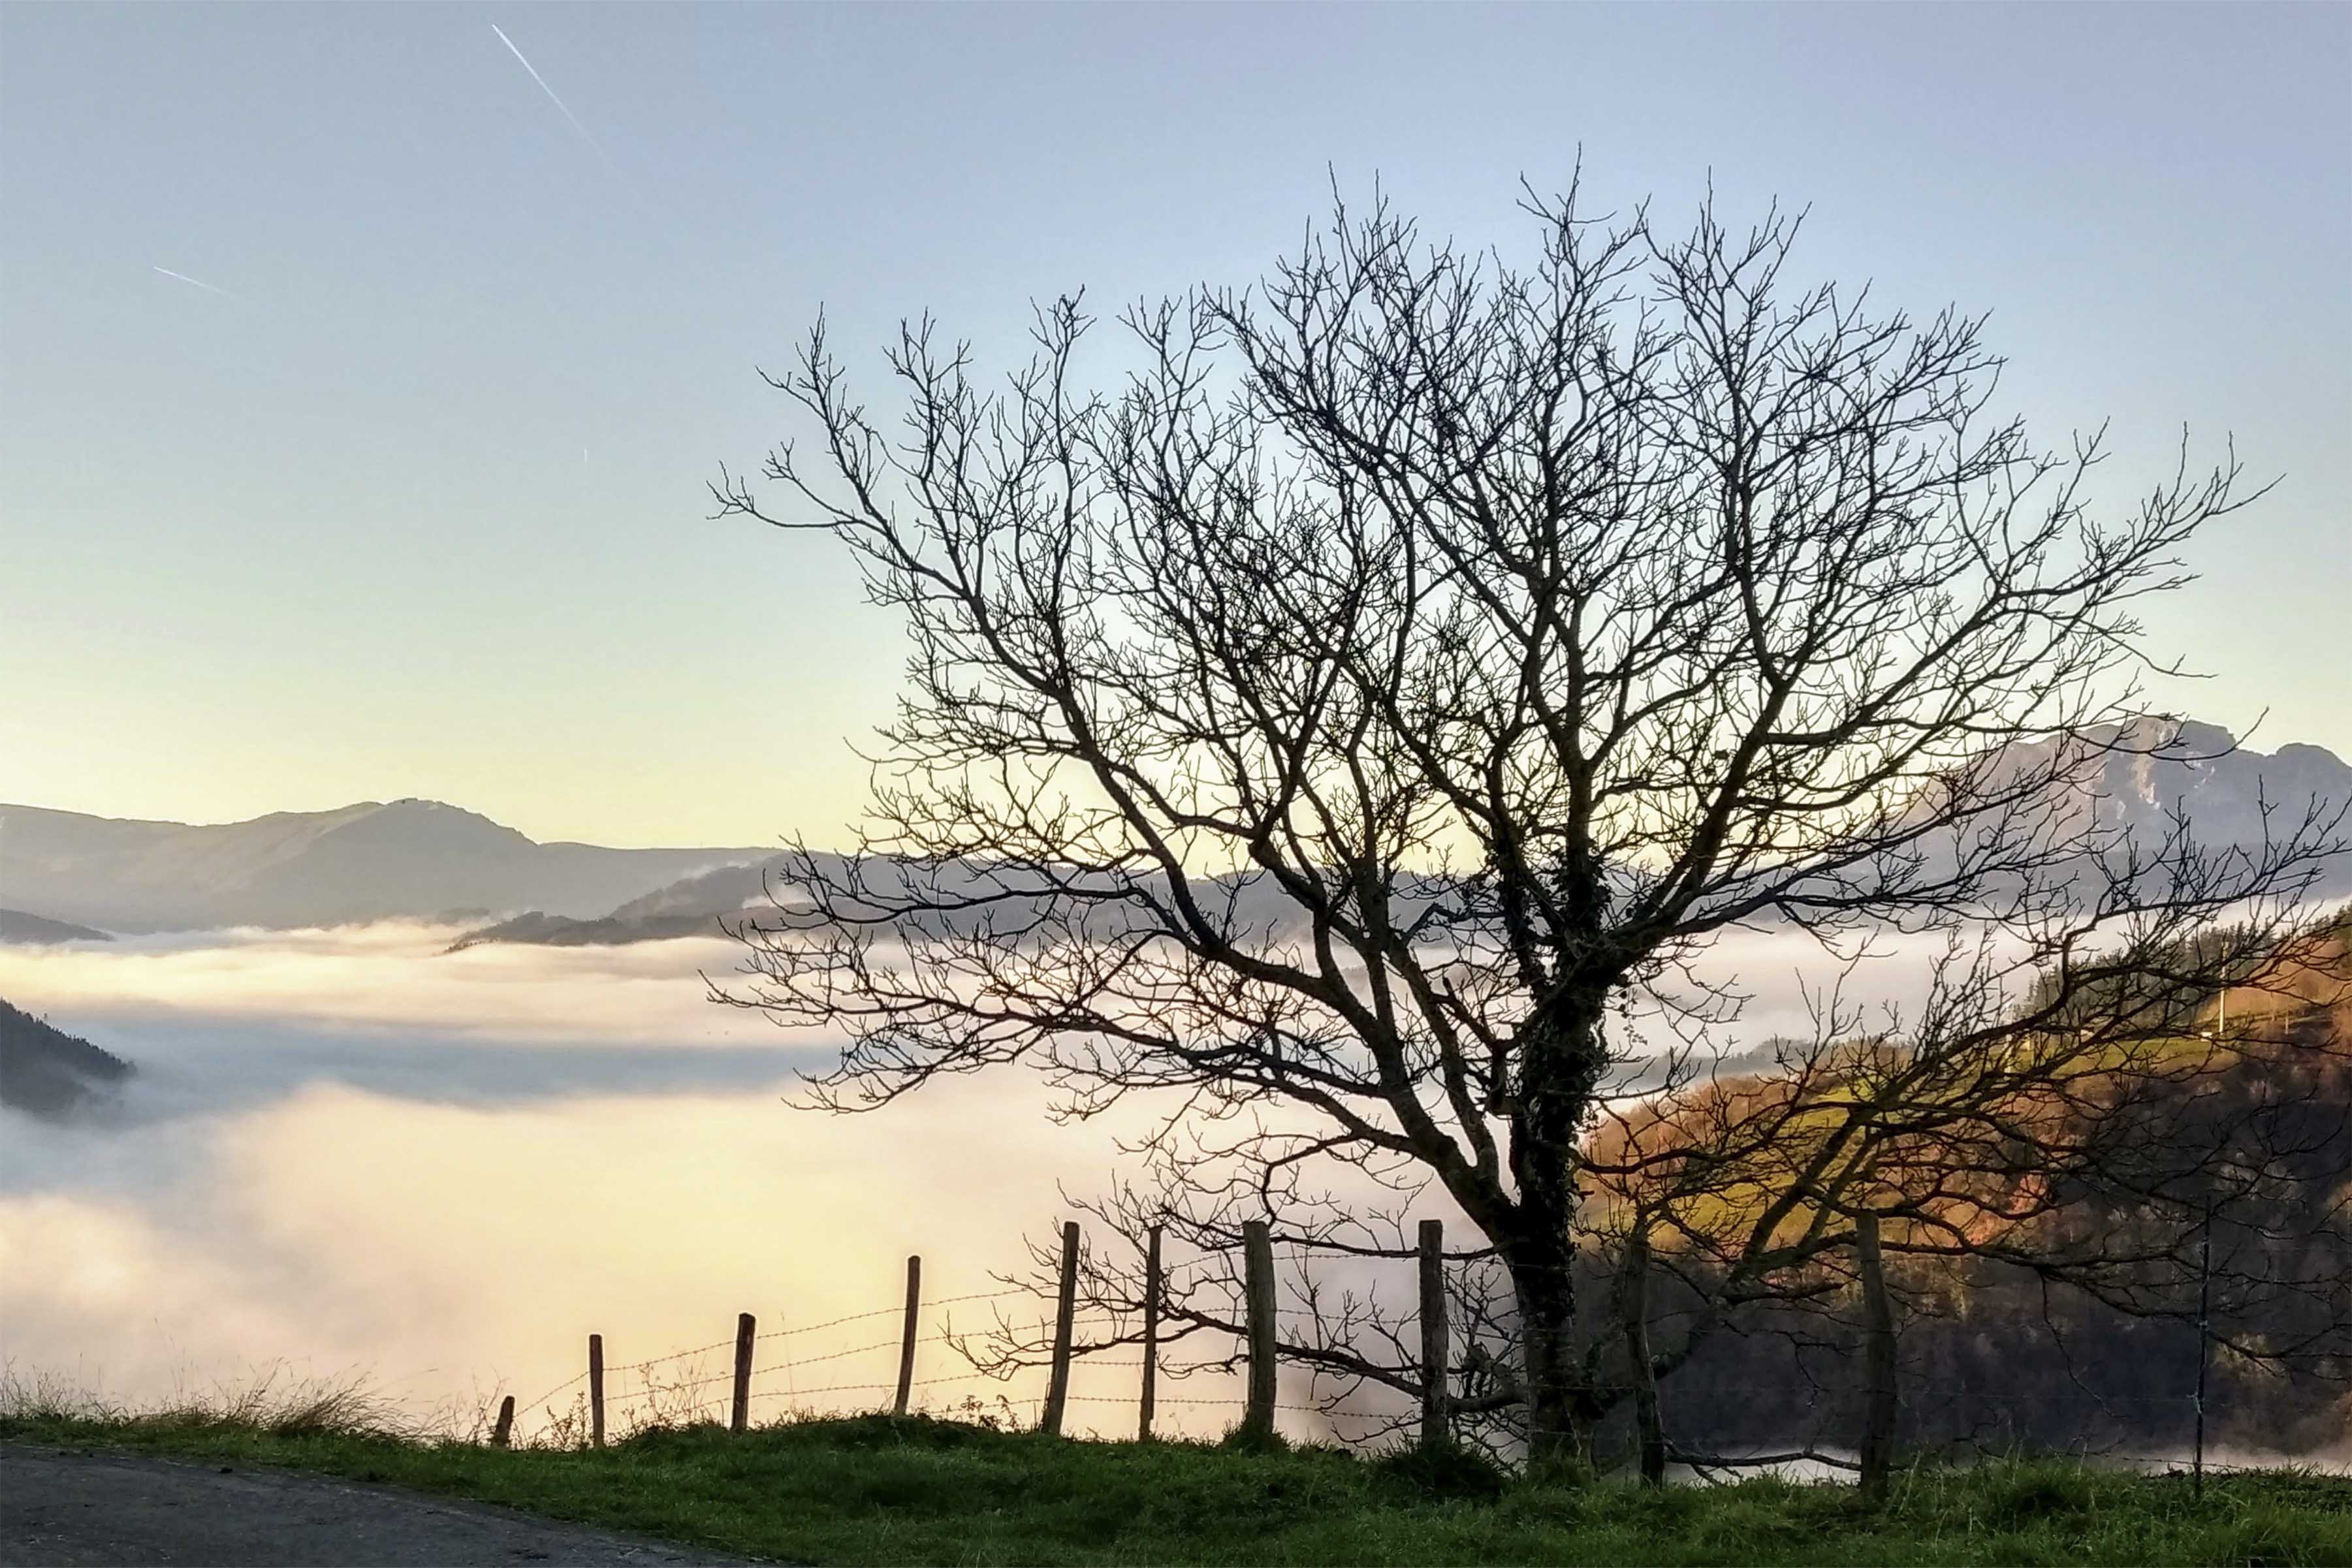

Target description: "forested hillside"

left=1598, top=911, right=2352, bottom=1463
left=0, top=999, right=131, bottom=1119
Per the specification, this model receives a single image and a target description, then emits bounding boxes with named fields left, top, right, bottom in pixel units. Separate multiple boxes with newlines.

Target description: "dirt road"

left=0, top=1444, right=755, bottom=1566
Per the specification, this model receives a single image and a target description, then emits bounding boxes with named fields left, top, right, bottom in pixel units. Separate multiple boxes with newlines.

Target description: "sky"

left=3, top=2, right=2345, bottom=848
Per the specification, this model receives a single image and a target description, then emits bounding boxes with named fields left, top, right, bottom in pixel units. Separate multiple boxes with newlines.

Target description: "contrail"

left=152, top=266, right=238, bottom=299
left=489, top=23, right=627, bottom=180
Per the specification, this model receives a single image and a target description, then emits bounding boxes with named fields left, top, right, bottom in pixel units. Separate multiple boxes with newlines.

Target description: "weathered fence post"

left=731, top=1312, right=755, bottom=1435
left=1623, top=1227, right=1666, bottom=1486
left=1041, top=1221, right=1080, bottom=1436
left=1857, top=1212, right=1897, bottom=1500
left=2193, top=1204, right=2214, bottom=1498
left=1241, top=1219, right=1277, bottom=1441
left=588, top=1333, right=605, bottom=1449
left=894, top=1255, right=922, bottom=1417
left=491, top=1394, right=515, bottom=1448
left=1418, top=1218, right=1448, bottom=1450
left=1139, top=1224, right=1162, bottom=1441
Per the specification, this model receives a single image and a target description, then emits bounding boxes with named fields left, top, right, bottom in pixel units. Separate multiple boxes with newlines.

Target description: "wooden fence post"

left=1242, top=1219, right=1277, bottom=1441
left=1418, top=1219, right=1448, bottom=1450
left=894, top=1255, right=923, bottom=1417
left=1041, top=1221, right=1080, bottom=1436
left=588, top=1333, right=605, bottom=1449
left=1857, top=1212, right=1897, bottom=1500
left=1139, top=1225, right=1162, bottom=1441
left=731, top=1312, right=756, bottom=1435
left=491, top=1394, right=515, bottom=1448
left=2193, top=1204, right=2214, bottom=1498
left=1623, top=1228, right=1666, bottom=1486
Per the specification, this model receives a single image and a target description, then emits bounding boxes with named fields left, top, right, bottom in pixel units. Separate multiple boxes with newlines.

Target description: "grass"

left=5, top=1379, right=2349, bottom=1568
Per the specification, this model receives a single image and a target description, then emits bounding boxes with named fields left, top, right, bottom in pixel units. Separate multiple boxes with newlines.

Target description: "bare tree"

left=710, top=178, right=2344, bottom=1466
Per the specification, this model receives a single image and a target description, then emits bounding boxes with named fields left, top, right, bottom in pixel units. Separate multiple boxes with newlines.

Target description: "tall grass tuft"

left=2, top=1360, right=414, bottom=1441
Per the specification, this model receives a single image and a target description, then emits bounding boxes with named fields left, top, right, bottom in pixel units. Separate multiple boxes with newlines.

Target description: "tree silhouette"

left=711, top=179, right=2345, bottom=1466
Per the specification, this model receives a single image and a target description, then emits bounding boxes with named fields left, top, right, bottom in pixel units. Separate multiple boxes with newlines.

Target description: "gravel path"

left=0, top=1444, right=757, bottom=1566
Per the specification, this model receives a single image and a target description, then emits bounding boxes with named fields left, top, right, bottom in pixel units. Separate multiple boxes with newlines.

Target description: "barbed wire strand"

left=500, top=1262, right=2263, bottom=1456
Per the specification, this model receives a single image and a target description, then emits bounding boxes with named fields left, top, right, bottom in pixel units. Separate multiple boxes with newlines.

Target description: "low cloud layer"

left=0, top=917, right=2240, bottom=1453
left=0, top=925, right=1253, bottom=1439
left=2, top=921, right=782, bottom=1046
left=1, top=1076, right=1196, bottom=1438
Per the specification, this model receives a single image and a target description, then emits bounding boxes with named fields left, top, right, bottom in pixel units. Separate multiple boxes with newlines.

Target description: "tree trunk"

left=1510, top=987, right=1610, bottom=1472
left=1511, top=1235, right=1581, bottom=1468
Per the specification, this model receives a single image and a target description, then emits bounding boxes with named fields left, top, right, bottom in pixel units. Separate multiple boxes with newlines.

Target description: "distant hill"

left=445, top=909, right=742, bottom=951
left=40, top=719, right=2318, bottom=949
left=0, top=908, right=112, bottom=944
left=1869, top=718, right=2352, bottom=910
left=447, top=851, right=1340, bottom=952
left=448, top=853, right=838, bottom=950
left=1967, top=718, right=2352, bottom=852
left=450, top=719, right=2352, bottom=952
left=0, top=800, right=776, bottom=933
left=0, top=997, right=132, bottom=1119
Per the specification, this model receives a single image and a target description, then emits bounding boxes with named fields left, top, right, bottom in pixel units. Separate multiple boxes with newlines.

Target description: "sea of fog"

left=1, top=923, right=1342, bottom=1442
left=7, top=920, right=2336, bottom=1467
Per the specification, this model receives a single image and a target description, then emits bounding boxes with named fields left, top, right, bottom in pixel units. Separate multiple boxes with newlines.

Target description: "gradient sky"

left=3, top=2, right=2345, bottom=847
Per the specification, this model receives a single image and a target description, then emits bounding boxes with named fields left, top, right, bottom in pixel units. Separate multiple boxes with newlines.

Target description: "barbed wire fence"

left=475, top=1214, right=2313, bottom=1489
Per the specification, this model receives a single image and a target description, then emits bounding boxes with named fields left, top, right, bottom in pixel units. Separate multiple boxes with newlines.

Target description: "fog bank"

left=3, top=917, right=2267, bottom=1452
left=0, top=924, right=1255, bottom=1439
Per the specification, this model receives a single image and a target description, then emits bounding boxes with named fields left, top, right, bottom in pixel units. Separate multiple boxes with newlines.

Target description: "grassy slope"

left=3, top=1412, right=2347, bottom=1567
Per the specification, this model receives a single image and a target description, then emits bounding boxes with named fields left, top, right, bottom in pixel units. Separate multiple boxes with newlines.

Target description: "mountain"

left=451, top=719, right=2352, bottom=952
left=447, top=853, right=834, bottom=950
left=1973, top=718, right=2352, bottom=849
left=0, top=800, right=776, bottom=933
left=0, top=997, right=133, bottom=1120
left=1922, top=719, right=2352, bottom=905
left=0, top=908, right=112, bottom=945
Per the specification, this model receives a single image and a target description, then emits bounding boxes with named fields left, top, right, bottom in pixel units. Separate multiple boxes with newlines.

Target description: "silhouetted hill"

left=445, top=854, right=814, bottom=950
left=0, top=998, right=132, bottom=1120
left=445, top=909, right=737, bottom=951
left=0, top=800, right=776, bottom=933
left=445, top=851, right=1339, bottom=952
left=0, top=909, right=112, bottom=944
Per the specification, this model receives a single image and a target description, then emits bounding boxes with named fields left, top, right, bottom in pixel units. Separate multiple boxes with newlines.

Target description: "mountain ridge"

left=13, top=719, right=2342, bottom=947
left=447, top=719, right=2352, bottom=952
left=0, top=799, right=777, bottom=933
left=0, top=909, right=113, bottom=945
